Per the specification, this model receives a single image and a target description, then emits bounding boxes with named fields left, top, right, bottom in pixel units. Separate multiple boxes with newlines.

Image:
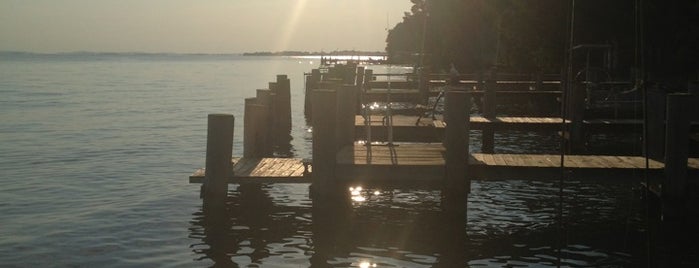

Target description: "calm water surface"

left=0, top=54, right=692, bottom=267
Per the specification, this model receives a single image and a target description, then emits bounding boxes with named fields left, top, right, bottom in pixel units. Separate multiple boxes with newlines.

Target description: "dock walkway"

left=337, top=143, right=699, bottom=182
left=190, top=144, right=699, bottom=184
left=190, top=157, right=310, bottom=183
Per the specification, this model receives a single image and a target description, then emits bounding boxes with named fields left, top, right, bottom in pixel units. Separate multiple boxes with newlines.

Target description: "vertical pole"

left=364, top=69, right=374, bottom=91
left=243, top=98, right=257, bottom=158
left=568, top=82, right=587, bottom=153
left=482, top=69, right=496, bottom=153
left=336, top=85, right=357, bottom=150
left=662, top=93, right=691, bottom=219
left=355, top=66, right=365, bottom=89
left=444, top=90, right=470, bottom=213
left=257, top=89, right=274, bottom=155
left=355, top=67, right=365, bottom=114
left=311, top=89, right=338, bottom=195
left=275, top=75, right=292, bottom=134
left=305, top=69, right=322, bottom=119
left=419, top=67, right=431, bottom=105
left=344, top=63, right=357, bottom=85
left=644, top=86, right=666, bottom=161
left=203, top=114, right=235, bottom=211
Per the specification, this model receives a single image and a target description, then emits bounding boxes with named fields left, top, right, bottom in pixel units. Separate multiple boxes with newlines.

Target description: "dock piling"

left=243, top=98, right=271, bottom=157
left=645, top=86, right=666, bottom=161
left=311, top=89, right=338, bottom=194
left=274, top=75, right=292, bottom=135
left=662, top=93, right=693, bottom=219
left=336, top=85, right=357, bottom=150
left=482, top=69, right=497, bottom=153
left=444, top=90, right=470, bottom=211
left=203, top=113, right=235, bottom=211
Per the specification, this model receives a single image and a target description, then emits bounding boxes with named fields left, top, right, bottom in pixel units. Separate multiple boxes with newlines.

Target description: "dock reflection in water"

left=189, top=180, right=683, bottom=267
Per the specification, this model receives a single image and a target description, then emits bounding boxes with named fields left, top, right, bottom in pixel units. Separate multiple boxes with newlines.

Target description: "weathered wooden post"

left=343, top=63, right=357, bottom=85
left=364, top=69, right=373, bottom=91
left=336, top=85, right=357, bottom=150
left=256, top=89, right=275, bottom=156
left=243, top=98, right=270, bottom=157
left=355, top=67, right=365, bottom=114
left=644, top=86, right=666, bottom=161
left=305, top=69, right=322, bottom=119
left=311, top=89, right=338, bottom=195
left=418, top=67, right=431, bottom=105
left=482, top=69, right=496, bottom=153
left=662, top=93, right=693, bottom=219
left=567, top=80, right=587, bottom=153
left=355, top=66, right=365, bottom=88
left=203, top=113, right=235, bottom=211
left=274, top=75, right=292, bottom=134
left=443, top=90, right=470, bottom=213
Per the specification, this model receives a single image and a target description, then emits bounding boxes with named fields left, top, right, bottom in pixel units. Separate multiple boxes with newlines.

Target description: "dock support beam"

left=203, top=114, right=234, bottom=211
left=418, top=67, right=431, bottom=105
left=482, top=69, right=497, bottom=153
left=567, top=81, right=587, bottom=153
left=273, top=75, right=292, bottom=135
left=311, top=89, right=338, bottom=196
left=243, top=98, right=270, bottom=157
left=305, top=69, right=321, bottom=119
left=645, top=86, right=666, bottom=161
left=444, top=90, right=470, bottom=213
left=662, top=93, right=692, bottom=219
left=336, top=85, right=357, bottom=150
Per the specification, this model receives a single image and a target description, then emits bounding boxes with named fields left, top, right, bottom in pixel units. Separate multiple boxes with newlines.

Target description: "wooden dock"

left=189, top=144, right=699, bottom=184
left=355, top=115, right=570, bottom=142
left=190, top=157, right=310, bottom=184
left=336, top=143, right=699, bottom=183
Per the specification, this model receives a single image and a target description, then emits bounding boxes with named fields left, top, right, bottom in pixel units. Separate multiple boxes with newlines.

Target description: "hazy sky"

left=0, top=0, right=412, bottom=53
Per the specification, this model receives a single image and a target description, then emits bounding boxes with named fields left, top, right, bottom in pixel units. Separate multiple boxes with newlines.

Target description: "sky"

left=0, top=0, right=413, bottom=54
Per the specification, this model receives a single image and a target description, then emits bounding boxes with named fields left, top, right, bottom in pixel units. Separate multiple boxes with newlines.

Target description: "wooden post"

left=344, top=63, right=357, bottom=85
left=336, top=85, right=357, bottom=150
left=243, top=98, right=257, bottom=158
left=243, top=98, right=270, bottom=157
left=567, top=81, right=587, bottom=153
left=203, top=114, right=234, bottom=211
left=443, top=90, right=470, bottom=212
left=275, top=75, right=292, bottom=134
left=644, top=86, right=666, bottom=161
left=355, top=67, right=365, bottom=114
left=364, top=69, right=373, bottom=91
left=355, top=66, right=365, bottom=88
left=305, top=69, right=322, bottom=119
left=256, top=89, right=274, bottom=156
left=662, top=93, right=692, bottom=218
left=482, top=69, right=496, bottom=153
left=418, top=67, right=430, bottom=105
left=311, top=89, right=338, bottom=193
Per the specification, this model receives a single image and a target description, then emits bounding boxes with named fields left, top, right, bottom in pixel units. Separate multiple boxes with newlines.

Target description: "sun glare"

left=274, top=0, right=309, bottom=52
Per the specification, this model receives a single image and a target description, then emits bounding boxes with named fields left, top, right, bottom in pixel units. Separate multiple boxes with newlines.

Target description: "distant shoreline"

left=0, top=50, right=387, bottom=57
left=242, top=50, right=387, bottom=57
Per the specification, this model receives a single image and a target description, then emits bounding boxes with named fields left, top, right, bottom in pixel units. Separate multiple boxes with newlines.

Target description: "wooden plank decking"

left=189, top=145, right=698, bottom=184
left=189, top=157, right=310, bottom=183
left=354, top=115, right=569, bottom=142
left=336, top=143, right=699, bottom=182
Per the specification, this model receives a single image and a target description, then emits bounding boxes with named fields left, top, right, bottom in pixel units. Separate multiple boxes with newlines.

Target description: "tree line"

left=386, top=0, right=697, bottom=86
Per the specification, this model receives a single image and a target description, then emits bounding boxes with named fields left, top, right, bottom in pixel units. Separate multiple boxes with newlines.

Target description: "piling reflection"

left=189, top=181, right=667, bottom=267
left=190, top=183, right=475, bottom=267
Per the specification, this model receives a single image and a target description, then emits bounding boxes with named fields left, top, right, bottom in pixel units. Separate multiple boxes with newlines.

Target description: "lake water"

left=0, top=53, right=693, bottom=267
